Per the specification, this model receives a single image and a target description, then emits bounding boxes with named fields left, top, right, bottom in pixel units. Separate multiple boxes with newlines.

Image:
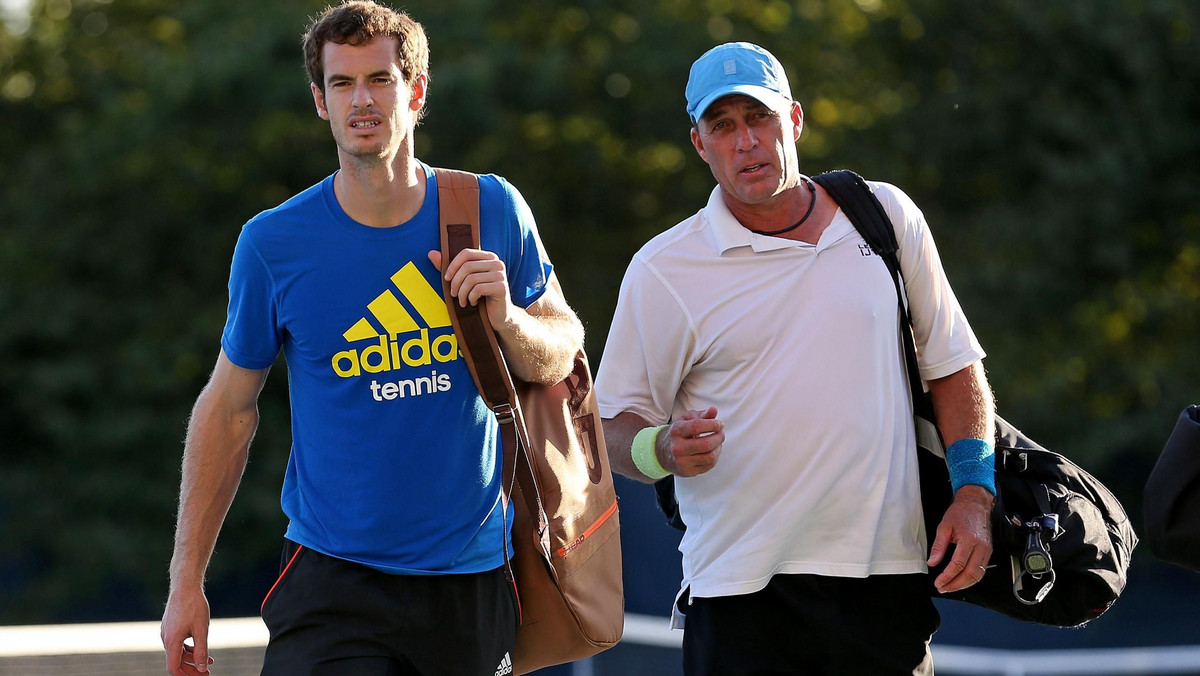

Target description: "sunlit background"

left=1, top=0, right=1197, bottom=672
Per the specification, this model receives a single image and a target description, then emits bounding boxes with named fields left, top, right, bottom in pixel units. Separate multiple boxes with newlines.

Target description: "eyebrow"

left=702, top=99, right=772, bottom=123
left=325, top=69, right=396, bottom=84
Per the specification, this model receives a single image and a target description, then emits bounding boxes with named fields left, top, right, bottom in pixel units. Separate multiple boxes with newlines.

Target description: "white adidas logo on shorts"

left=494, top=652, right=513, bottom=676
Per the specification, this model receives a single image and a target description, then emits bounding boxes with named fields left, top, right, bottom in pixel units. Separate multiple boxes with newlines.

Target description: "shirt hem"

left=685, top=559, right=929, bottom=600
left=284, top=530, right=507, bottom=576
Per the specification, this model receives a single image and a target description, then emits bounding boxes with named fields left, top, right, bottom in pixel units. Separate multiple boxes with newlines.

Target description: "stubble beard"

left=336, top=127, right=404, bottom=169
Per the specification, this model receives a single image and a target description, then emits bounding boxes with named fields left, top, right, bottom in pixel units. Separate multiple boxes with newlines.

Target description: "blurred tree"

left=0, top=0, right=333, bottom=621
left=0, top=0, right=1195, bottom=623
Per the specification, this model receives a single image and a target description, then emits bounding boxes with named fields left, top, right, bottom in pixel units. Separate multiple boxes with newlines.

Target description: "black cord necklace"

left=750, top=176, right=817, bottom=236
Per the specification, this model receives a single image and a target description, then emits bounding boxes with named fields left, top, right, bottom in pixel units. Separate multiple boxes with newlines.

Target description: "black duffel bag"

left=916, top=416, right=1137, bottom=626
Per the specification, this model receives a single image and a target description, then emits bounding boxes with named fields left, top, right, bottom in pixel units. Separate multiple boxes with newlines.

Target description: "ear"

left=312, top=82, right=329, bottom=120
left=790, top=101, right=804, bottom=142
left=690, top=126, right=709, bottom=164
left=409, top=72, right=429, bottom=112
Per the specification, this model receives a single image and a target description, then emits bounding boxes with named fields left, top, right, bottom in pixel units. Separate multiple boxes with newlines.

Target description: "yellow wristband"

left=631, top=425, right=671, bottom=480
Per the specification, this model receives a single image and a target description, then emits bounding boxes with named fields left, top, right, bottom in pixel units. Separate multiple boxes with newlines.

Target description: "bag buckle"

left=493, top=403, right=515, bottom=425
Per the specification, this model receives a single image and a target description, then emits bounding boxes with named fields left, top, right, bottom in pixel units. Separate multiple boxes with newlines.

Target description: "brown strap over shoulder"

left=434, top=169, right=513, bottom=411
left=433, top=167, right=545, bottom=535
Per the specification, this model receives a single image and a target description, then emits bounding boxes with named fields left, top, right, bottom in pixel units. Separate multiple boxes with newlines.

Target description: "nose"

left=735, top=125, right=758, bottom=152
left=351, top=81, right=374, bottom=109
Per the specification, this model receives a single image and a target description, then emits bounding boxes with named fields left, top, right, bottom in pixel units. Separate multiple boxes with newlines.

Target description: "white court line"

left=0, top=617, right=269, bottom=656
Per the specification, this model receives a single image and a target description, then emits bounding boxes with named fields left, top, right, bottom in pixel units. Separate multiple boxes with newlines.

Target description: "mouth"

left=740, top=163, right=768, bottom=174
left=349, top=118, right=382, bottom=131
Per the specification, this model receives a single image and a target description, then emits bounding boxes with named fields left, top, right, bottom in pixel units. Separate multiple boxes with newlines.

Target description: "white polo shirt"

left=596, top=181, right=985, bottom=601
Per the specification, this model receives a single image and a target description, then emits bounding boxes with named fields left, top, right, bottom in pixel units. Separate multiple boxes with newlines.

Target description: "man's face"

left=311, top=37, right=425, bottom=162
left=690, top=94, right=803, bottom=210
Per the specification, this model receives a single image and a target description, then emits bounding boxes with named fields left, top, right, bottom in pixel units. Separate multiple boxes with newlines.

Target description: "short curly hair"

left=302, top=1, right=429, bottom=115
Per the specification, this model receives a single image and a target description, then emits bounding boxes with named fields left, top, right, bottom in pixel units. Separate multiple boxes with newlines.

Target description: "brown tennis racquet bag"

left=435, top=168, right=624, bottom=674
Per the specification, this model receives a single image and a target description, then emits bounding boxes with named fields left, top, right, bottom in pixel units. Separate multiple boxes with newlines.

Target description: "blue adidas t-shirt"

left=221, top=162, right=551, bottom=574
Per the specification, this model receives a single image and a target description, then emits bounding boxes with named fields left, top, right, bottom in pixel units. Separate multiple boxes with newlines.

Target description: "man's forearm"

left=927, top=361, right=994, bottom=447
left=168, top=392, right=257, bottom=592
left=602, top=412, right=655, bottom=483
left=495, top=306, right=583, bottom=385
left=928, top=361, right=996, bottom=503
left=493, top=277, right=584, bottom=385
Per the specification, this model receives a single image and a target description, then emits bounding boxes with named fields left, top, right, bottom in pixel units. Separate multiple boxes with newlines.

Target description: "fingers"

left=429, top=249, right=510, bottom=307
left=162, top=616, right=210, bottom=676
left=164, top=638, right=184, bottom=676
left=181, top=642, right=215, bottom=675
left=678, top=406, right=719, bottom=422
left=926, top=524, right=951, bottom=567
left=188, top=637, right=212, bottom=674
left=929, top=486, right=994, bottom=593
left=165, top=639, right=214, bottom=676
left=933, top=548, right=990, bottom=593
left=162, top=589, right=213, bottom=676
left=932, top=528, right=992, bottom=593
left=664, top=409, right=724, bottom=477
left=185, top=635, right=211, bottom=675
left=162, top=620, right=189, bottom=676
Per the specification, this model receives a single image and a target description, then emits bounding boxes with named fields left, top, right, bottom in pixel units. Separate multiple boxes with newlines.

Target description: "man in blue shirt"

left=160, top=3, right=583, bottom=674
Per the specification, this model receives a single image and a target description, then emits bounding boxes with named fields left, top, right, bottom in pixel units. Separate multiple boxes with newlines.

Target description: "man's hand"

left=428, top=249, right=513, bottom=330
left=657, top=407, right=725, bottom=477
left=927, top=485, right=994, bottom=594
left=161, top=587, right=215, bottom=675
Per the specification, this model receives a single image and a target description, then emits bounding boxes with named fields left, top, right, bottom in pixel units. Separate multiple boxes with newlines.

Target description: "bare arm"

left=602, top=409, right=725, bottom=483
left=925, top=360, right=996, bottom=593
left=494, top=276, right=584, bottom=384
left=161, top=351, right=269, bottom=676
left=928, top=360, right=994, bottom=448
left=430, top=250, right=584, bottom=384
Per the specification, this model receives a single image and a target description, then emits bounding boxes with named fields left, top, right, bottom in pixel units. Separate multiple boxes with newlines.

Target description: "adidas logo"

left=494, top=652, right=513, bottom=676
left=330, top=261, right=461, bottom=379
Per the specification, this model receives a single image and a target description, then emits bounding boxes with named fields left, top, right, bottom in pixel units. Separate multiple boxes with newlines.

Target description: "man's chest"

left=681, top=241, right=896, bottom=375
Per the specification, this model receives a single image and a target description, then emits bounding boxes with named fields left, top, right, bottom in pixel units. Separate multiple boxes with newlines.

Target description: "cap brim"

left=690, top=85, right=791, bottom=122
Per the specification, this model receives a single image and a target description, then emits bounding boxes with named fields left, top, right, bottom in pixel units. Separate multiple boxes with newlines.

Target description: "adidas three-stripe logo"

left=494, top=652, right=513, bottom=676
left=330, top=261, right=461, bottom=380
left=343, top=261, right=451, bottom=340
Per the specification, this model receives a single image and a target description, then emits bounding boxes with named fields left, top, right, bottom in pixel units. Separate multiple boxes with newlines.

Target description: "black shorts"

left=259, top=539, right=518, bottom=676
left=682, top=573, right=939, bottom=676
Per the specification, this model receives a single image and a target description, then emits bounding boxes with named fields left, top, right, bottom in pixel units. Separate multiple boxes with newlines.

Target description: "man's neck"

left=333, top=149, right=425, bottom=228
left=724, top=179, right=805, bottom=230
left=724, top=178, right=833, bottom=245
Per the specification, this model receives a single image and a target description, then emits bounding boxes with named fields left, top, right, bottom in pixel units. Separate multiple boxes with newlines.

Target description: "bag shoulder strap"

left=433, top=167, right=545, bottom=540
left=813, top=170, right=898, bottom=257
left=813, top=170, right=935, bottom=424
left=433, top=168, right=515, bottom=413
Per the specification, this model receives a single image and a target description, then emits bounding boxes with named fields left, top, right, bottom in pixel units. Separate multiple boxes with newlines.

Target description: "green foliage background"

left=1, top=0, right=1196, bottom=623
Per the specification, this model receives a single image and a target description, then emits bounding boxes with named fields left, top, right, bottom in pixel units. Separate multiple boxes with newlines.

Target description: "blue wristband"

left=946, top=437, right=996, bottom=495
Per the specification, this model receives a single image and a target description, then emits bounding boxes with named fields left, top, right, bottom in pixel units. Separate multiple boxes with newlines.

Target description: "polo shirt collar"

left=703, top=186, right=808, bottom=254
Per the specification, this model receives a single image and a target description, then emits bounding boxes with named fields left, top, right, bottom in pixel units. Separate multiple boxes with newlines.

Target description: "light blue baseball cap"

left=685, top=42, right=793, bottom=124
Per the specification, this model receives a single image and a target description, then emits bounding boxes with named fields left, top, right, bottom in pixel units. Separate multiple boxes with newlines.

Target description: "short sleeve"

left=220, top=228, right=282, bottom=369
left=595, top=257, right=695, bottom=424
left=481, top=176, right=553, bottom=309
left=873, top=183, right=986, bottom=380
